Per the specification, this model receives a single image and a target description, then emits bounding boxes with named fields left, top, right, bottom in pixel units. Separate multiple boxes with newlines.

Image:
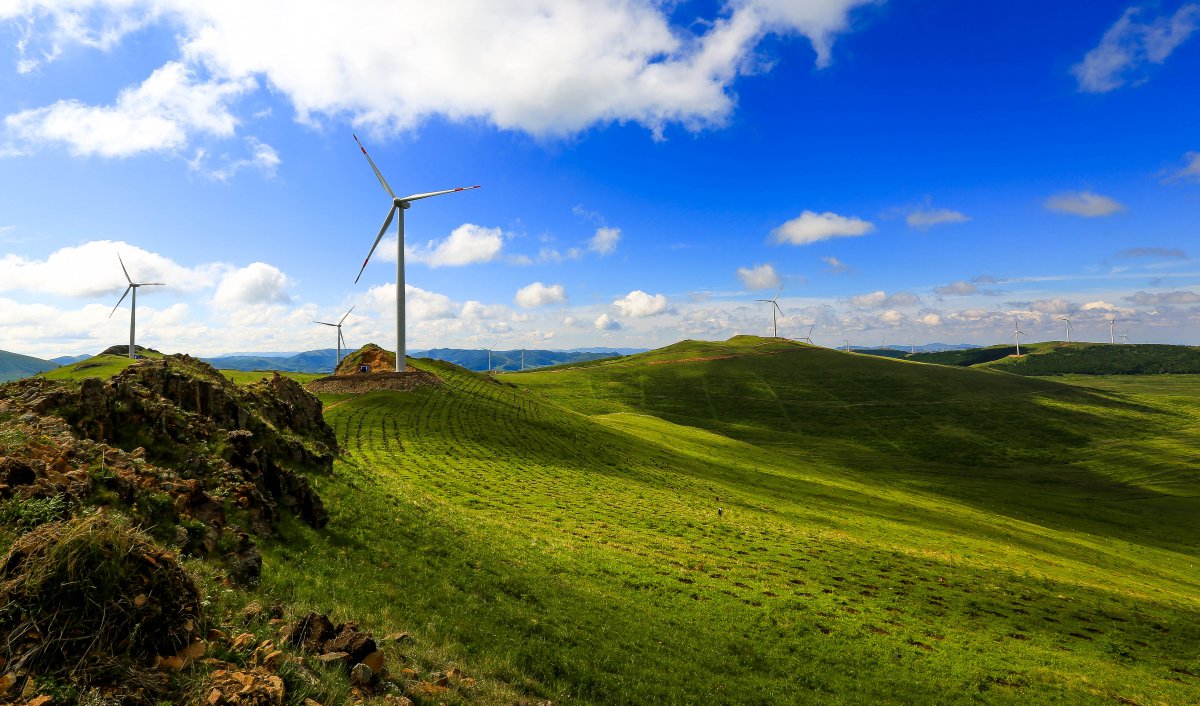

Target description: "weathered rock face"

left=0, top=355, right=336, bottom=562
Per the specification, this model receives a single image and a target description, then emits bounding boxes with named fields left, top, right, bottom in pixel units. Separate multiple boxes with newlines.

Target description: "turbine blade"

left=355, top=206, right=397, bottom=284
left=340, top=305, right=355, bottom=325
left=315, top=321, right=337, bottom=327
left=109, top=285, right=132, bottom=317
left=755, top=299, right=770, bottom=303
left=117, top=253, right=132, bottom=284
left=774, top=302, right=784, bottom=316
left=399, top=185, right=481, bottom=202
left=352, top=134, right=396, bottom=199
left=338, top=329, right=345, bottom=349
left=140, top=282, right=166, bottom=286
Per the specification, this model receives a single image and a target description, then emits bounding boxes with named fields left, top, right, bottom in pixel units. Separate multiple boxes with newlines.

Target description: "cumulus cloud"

left=846, top=290, right=920, bottom=309
left=1072, top=4, right=1200, bottom=93
left=736, top=263, right=780, bottom=290
left=3, top=0, right=878, bottom=148
left=772, top=210, right=874, bottom=245
left=906, top=208, right=969, bottom=229
left=212, top=262, right=290, bottom=308
left=1127, top=290, right=1200, bottom=306
left=613, top=290, right=672, bottom=317
left=934, top=280, right=977, bottom=296
left=5, top=61, right=253, bottom=157
left=594, top=313, right=622, bottom=331
left=1044, top=191, right=1125, bottom=217
left=195, top=137, right=280, bottom=181
left=0, top=240, right=219, bottom=297
left=1028, top=298, right=1073, bottom=315
left=588, top=227, right=621, bottom=255
left=514, top=281, right=566, bottom=309
left=408, top=223, right=504, bottom=267
left=822, top=256, right=850, bottom=273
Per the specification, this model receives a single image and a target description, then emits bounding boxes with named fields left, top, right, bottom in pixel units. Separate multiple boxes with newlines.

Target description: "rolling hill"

left=910, top=341, right=1200, bottom=375
left=202, top=347, right=626, bottom=373
left=254, top=335, right=1199, bottom=705
left=0, top=349, right=57, bottom=382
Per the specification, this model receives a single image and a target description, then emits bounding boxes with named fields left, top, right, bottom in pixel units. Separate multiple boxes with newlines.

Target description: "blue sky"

left=1, top=0, right=1198, bottom=358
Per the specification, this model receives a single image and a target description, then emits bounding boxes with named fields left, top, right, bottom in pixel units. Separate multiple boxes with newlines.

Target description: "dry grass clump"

left=0, top=513, right=202, bottom=699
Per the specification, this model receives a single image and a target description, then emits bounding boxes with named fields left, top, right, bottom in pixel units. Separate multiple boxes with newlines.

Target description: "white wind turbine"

left=1058, top=314, right=1074, bottom=343
left=108, top=253, right=164, bottom=359
left=351, top=134, right=480, bottom=372
left=1120, top=329, right=1131, bottom=344
left=1012, top=317, right=1027, bottom=355
left=1108, top=317, right=1122, bottom=344
left=756, top=286, right=785, bottom=338
left=314, top=306, right=354, bottom=370
left=843, top=338, right=851, bottom=352
left=801, top=324, right=814, bottom=344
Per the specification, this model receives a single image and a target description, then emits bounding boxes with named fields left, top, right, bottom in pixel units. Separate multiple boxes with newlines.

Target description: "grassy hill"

left=911, top=341, right=1200, bottom=375
left=249, top=335, right=1200, bottom=705
left=0, top=349, right=57, bottom=382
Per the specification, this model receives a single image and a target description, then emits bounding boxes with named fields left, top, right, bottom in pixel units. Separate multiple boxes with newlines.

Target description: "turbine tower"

left=843, top=338, right=851, bottom=352
left=108, top=253, right=164, bottom=359
left=755, top=286, right=785, bottom=338
left=1012, top=317, right=1027, bottom=355
left=1058, top=314, right=1073, bottom=343
left=351, top=135, right=480, bottom=372
left=315, top=306, right=354, bottom=370
left=1108, top=318, right=1122, bottom=344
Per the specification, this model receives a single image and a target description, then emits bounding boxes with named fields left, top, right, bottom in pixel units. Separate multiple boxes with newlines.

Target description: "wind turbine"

left=315, top=306, right=354, bottom=370
left=1108, top=318, right=1122, bottom=344
left=800, top=324, right=814, bottom=344
left=843, top=338, right=851, bottom=352
left=351, top=134, right=480, bottom=372
left=108, top=253, right=164, bottom=359
left=1057, top=314, right=1074, bottom=343
left=1120, top=330, right=1131, bottom=344
left=755, top=286, right=785, bottom=338
left=1012, top=317, right=1027, bottom=355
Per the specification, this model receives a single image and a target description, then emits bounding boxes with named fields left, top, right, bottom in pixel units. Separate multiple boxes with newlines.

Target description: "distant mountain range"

left=0, top=350, right=59, bottom=382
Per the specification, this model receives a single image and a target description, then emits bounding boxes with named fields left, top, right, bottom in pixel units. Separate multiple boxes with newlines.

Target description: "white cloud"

left=1127, top=290, right=1200, bottom=306
left=1072, top=4, right=1200, bottom=93
left=461, top=300, right=513, bottom=320
left=4, top=61, right=253, bottom=157
left=588, top=227, right=621, bottom=255
left=408, top=223, right=504, bottom=267
left=1044, top=191, right=1125, bottom=217
left=822, top=256, right=850, bottom=273
left=514, top=281, right=566, bottom=309
left=201, top=137, right=280, bottom=181
left=906, top=208, right=970, bottom=229
left=1166, top=151, right=1200, bottom=182
left=594, top=313, right=622, bottom=330
left=613, top=290, right=672, bottom=317
left=934, top=280, right=977, bottom=296
left=772, top=210, right=874, bottom=245
left=736, top=263, right=780, bottom=290
left=3, top=1, right=878, bottom=142
left=212, top=262, right=290, bottom=308
left=846, top=290, right=920, bottom=309
left=1028, top=298, right=1073, bottom=315
left=0, top=239, right=219, bottom=297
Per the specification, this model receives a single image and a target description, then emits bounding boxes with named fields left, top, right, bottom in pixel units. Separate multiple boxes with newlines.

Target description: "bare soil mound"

left=306, top=370, right=442, bottom=394
left=333, top=342, right=402, bottom=375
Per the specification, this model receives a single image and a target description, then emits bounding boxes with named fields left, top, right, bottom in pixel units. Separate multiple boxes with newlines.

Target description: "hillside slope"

left=911, top=341, right=1200, bottom=375
left=0, top=349, right=57, bottom=382
left=262, top=336, right=1200, bottom=705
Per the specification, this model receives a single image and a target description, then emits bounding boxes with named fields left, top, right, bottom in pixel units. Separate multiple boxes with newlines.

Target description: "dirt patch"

left=306, top=370, right=442, bottom=395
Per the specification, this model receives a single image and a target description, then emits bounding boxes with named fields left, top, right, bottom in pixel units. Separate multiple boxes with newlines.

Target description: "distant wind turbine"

left=1012, top=317, right=1027, bottom=355
left=843, top=338, right=851, bottom=352
left=1108, top=318, right=1122, bottom=344
left=1058, top=314, right=1073, bottom=343
left=1120, top=330, right=1130, bottom=344
left=756, top=286, right=785, bottom=338
left=801, top=324, right=814, bottom=345
left=315, top=306, right=354, bottom=370
left=108, top=253, right=164, bottom=359
left=351, top=134, right=480, bottom=372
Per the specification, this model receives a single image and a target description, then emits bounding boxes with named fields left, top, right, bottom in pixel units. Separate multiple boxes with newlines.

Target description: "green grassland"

left=911, top=341, right=1200, bottom=376
left=39, top=351, right=164, bottom=381
left=253, top=336, right=1200, bottom=705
